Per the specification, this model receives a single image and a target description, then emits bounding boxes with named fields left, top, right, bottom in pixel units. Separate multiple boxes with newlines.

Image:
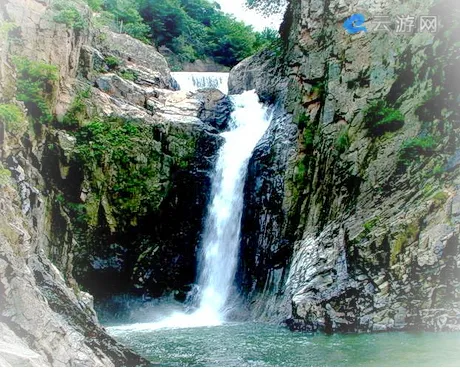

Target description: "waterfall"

left=171, top=72, right=229, bottom=94
left=193, top=90, right=271, bottom=321
left=109, top=90, right=270, bottom=332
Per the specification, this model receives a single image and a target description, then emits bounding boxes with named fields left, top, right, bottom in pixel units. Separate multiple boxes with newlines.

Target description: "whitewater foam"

left=171, top=72, right=229, bottom=94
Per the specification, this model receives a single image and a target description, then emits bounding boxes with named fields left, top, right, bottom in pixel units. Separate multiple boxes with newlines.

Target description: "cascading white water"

left=194, top=90, right=271, bottom=321
left=172, top=72, right=229, bottom=94
left=109, top=90, right=270, bottom=332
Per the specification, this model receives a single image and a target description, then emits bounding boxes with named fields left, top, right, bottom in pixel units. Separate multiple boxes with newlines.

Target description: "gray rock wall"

left=232, top=0, right=460, bottom=332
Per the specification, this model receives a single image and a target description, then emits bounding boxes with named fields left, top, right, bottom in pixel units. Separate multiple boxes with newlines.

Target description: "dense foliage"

left=75, top=119, right=164, bottom=222
left=0, top=104, right=26, bottom=135
left=85, top=0, right=279, bottom=67
left=13, top=57, right=59, bottom=124
left=245, top=0, right=286, bottom=16
left=398, top=135, right=438, bottom=166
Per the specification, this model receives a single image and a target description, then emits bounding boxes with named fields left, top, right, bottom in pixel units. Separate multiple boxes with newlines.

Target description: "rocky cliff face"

left=0, top=0, right=229, bottom=364
left=232, top=0, right=460, bottom=332
left=0, top=0, right=154, bottom=365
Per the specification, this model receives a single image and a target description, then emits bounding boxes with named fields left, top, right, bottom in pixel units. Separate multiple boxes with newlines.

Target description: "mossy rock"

left=390, top=221, right=420, bottom=265
left=363, top=100, right=404, bottom=136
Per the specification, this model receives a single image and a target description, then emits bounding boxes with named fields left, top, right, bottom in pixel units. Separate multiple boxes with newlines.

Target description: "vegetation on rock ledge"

left=13, top=57, right=59, bottom=124
left=0, top=103, right=26, bottom=136
left=335, top=127, right=350, bottom=154
left=364, top=100, right=405, bottom=136
left=398, top=135, right=438, bottom=167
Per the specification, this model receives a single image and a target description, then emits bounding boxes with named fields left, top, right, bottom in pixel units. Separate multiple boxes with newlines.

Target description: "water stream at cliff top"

left=171, top=72, right=229, bottom=94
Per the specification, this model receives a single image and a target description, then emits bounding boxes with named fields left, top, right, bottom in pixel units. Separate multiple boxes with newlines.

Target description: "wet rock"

left=0, top=180, right=150, bottom=366
left=195, top=88, right=232, bottom=131
left=229, top=49, right=287, bottom=103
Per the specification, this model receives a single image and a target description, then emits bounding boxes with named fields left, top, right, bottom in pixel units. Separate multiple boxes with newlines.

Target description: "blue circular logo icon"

left=344, top=13, right=367, bottom=34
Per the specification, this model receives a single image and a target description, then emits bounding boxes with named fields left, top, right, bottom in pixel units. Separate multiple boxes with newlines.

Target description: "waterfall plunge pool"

left=102, top=76, right=460, bottom=367
left=106, top=322, right=460, bottom=366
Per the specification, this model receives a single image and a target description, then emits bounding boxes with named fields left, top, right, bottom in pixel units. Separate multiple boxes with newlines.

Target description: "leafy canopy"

left=245, top=0, right=286, bottom=16
left=94, top=0, right=280, bottom=67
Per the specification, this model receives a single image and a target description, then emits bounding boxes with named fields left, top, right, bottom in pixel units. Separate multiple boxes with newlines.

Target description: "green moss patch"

left=391, top=221, right=419, bottom=265
left=13, top=57, right=59, bottom=124
left=0, top=104, right=26, bottom=136
left=75, top=118, right=165, bottom=226
left=0, top=163, right=11, bottom=187
left=335, top=127, right=350, bottom=154
left=364, top=100, right=404, bottom=136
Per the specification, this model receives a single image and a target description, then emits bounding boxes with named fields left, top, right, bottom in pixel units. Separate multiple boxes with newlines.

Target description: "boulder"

left=195, top=88, right=233, bottom=131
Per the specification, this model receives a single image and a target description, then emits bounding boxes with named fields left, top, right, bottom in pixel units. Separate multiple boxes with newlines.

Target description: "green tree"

left=102, top=0, right=150, bottom=41
left=180, top=0, right=220, bottom=27
left=206, top=15, right=256, bottom=66
left=254, top=27, right=279, bottom=51
left=136, top=0, right=188, bottom=47
left=245, top=0, right=286, bottom=16
left=100, top=0, right=277, bottom=68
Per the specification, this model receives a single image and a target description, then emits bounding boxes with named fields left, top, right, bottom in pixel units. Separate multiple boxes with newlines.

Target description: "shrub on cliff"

left=335, top=127, right=350, bottom=154
left=104, top=56, right=121, bottom=69
left=0, top=104, right=26, bottom=136
left=364, top=100, right=405, bottom=136
left=398, top=135, right=438, bottom=166
left=52, top=1, right=88, bottom=31
left=13, top=57, right=59, bottom=124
